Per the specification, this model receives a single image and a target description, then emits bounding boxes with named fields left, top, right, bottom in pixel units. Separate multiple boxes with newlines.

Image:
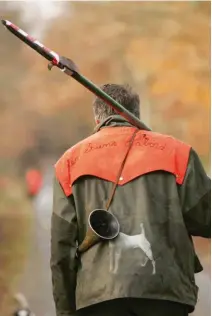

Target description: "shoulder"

left=146, top=131, right=191, bottom=153
left=55, top=133, right=99, bottom=167
left=144, top=131, right=192, bottom=183
left=148, top=131, right=190, bottom=146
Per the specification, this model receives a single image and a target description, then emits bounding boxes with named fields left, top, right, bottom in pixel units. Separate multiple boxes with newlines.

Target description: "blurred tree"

left=0, top=3, right=34, bottom=165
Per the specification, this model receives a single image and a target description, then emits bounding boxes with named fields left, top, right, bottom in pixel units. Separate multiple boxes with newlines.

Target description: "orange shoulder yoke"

left=55, top=127, right=191, bottom=196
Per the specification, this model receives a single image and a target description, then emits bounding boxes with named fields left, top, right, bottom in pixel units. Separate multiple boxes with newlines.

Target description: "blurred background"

left=0, top=1, right=210, bottom=315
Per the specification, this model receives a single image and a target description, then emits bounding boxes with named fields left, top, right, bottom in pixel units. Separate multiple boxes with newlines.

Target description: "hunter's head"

left=92, top=83, right=140, bottom=124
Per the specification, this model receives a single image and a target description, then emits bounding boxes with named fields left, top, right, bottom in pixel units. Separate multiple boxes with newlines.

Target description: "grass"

left=0, top=176, right=32, bottom=315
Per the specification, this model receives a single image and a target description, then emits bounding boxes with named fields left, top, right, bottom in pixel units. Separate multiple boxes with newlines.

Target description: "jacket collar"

left=94, top=115, right=134, bottom=133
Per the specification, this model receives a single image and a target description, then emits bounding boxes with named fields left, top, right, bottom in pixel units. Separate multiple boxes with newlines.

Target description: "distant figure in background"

left=51, top=84, right=211, bottom=316
left=13, top=293, right=35, bottom=316
left=25, top=168, right=43, bottom=199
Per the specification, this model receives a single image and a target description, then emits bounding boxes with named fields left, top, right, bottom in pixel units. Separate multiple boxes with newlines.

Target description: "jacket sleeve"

left=51, top=175, right=78, bottom=316
left=178, top=148, right=211, bottom=238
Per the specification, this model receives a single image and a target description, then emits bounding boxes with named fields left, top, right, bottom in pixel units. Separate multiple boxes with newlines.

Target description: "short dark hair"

left=92, top=83, right=140, bottom=122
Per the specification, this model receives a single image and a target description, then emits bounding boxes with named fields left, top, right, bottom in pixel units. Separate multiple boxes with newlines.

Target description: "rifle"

left=1, top=19, right=151, bottom=252
left=1, top=19, right=150, bottom=131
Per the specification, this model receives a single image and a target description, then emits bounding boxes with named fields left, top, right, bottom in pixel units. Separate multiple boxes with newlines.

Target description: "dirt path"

left=19, top=167, right=56, bottom=316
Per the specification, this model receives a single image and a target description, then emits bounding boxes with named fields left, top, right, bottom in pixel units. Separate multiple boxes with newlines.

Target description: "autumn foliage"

left=0, top=1, right=210, bottom=172
left=0, top=2, right=210, bottom=316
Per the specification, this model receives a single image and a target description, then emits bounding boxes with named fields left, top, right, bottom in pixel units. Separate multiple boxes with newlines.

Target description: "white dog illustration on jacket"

left=109, top=223, right=156, bottom=275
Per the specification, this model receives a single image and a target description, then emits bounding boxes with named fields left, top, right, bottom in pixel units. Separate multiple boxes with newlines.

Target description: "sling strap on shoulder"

left=105, top=128, right=139, bottom=210
left=77, top=128, right=139, bottom=254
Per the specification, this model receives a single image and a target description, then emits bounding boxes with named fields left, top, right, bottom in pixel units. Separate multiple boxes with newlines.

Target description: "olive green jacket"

left=50, top=116, right=211, bottom=316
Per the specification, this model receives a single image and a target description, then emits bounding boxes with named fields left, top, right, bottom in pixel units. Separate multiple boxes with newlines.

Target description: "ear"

left=95, top=119, right=100, bottom=125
